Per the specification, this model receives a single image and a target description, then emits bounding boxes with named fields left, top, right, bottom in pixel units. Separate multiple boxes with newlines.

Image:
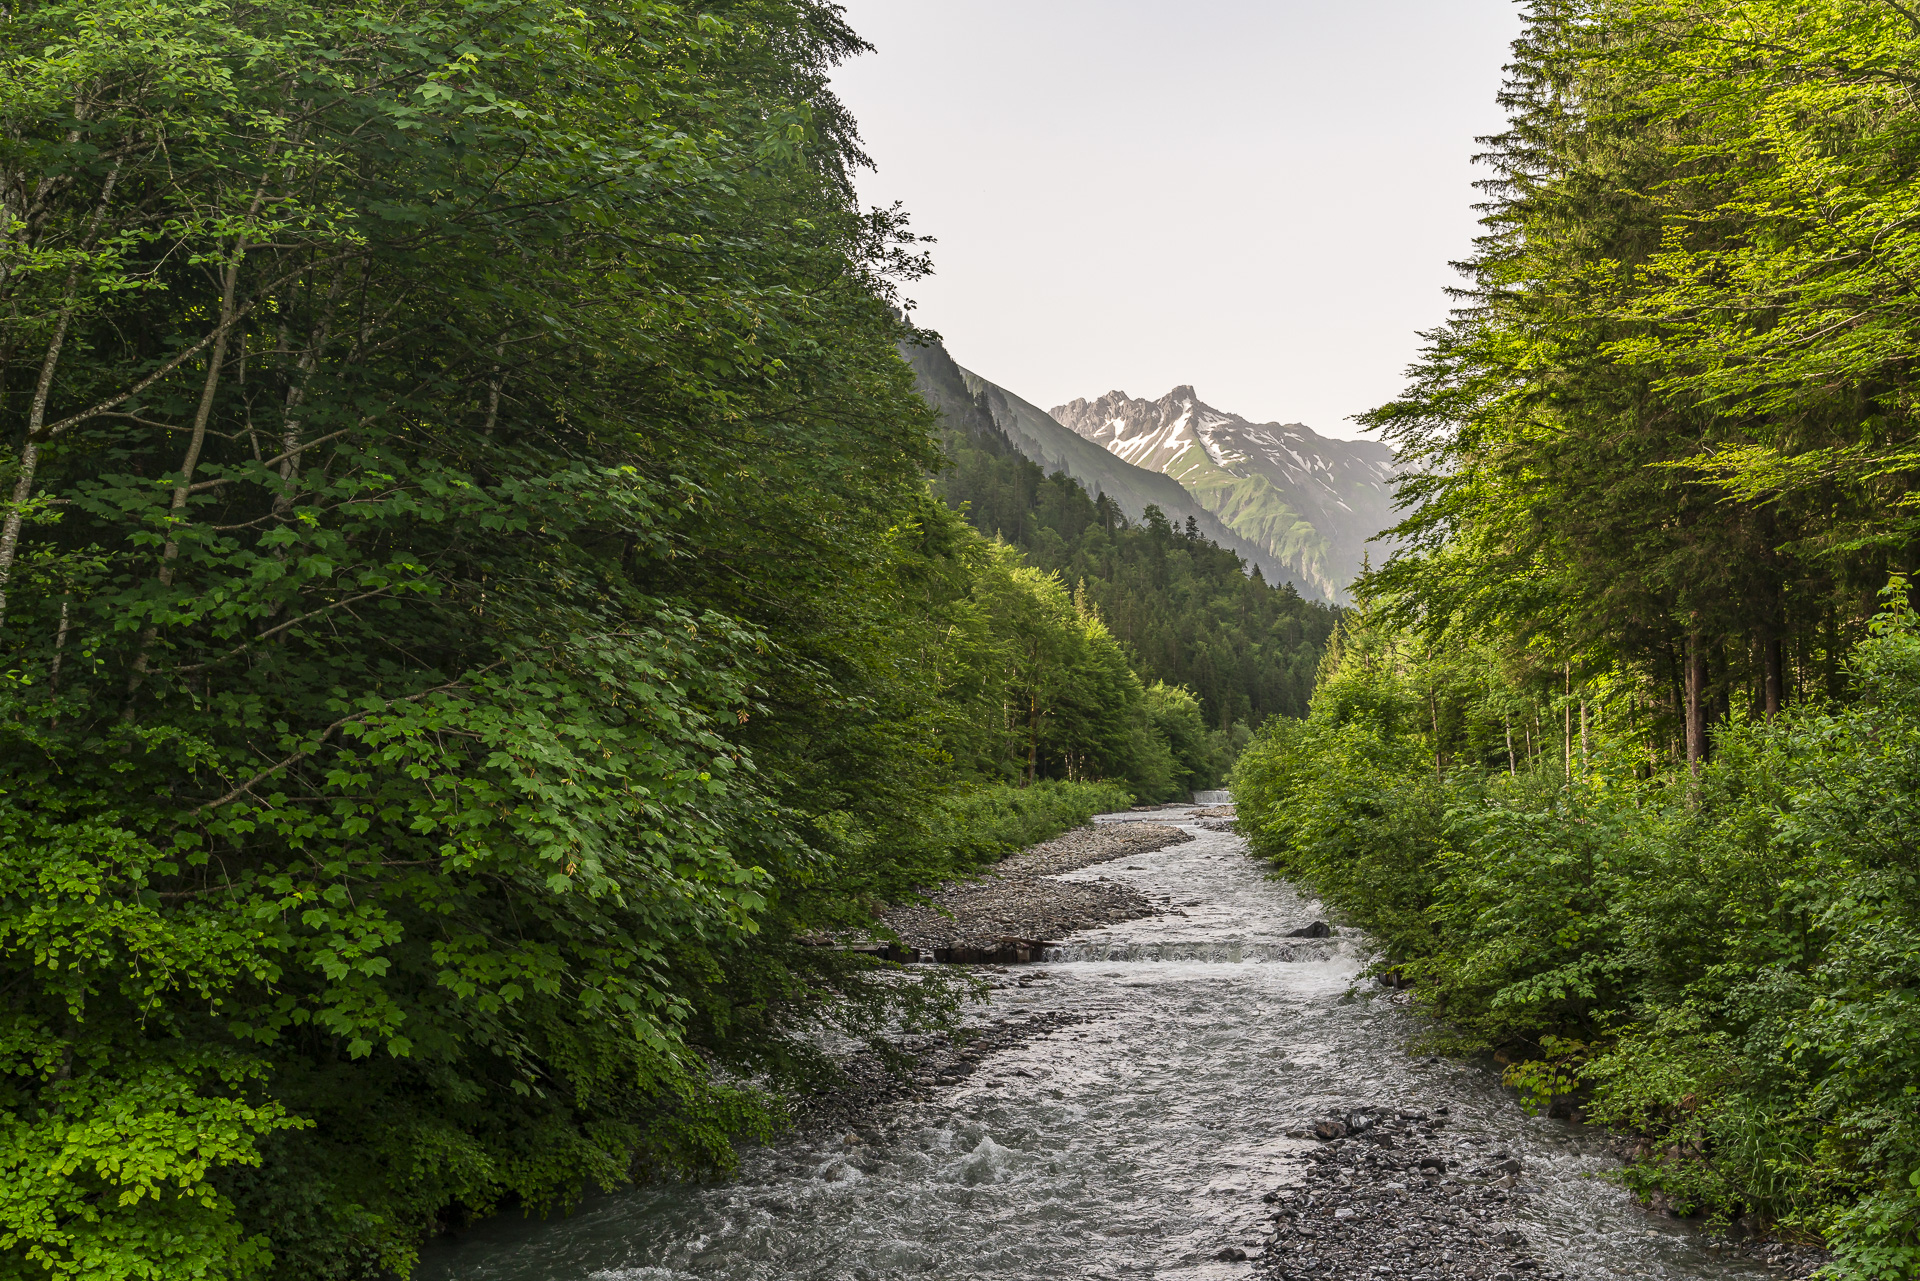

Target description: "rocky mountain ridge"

left=1050, top=387, right=1398, bottom=603
left=902, top=341, right=1311, bottom=594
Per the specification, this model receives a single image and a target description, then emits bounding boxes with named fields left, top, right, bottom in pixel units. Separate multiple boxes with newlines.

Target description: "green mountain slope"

left=1163, top=443, right=1330, bottom=587
left=901, top=340, right=1320, bottom=597
left=904, top=338, right=1338, bottom=727
left=1052, top=387, right=1399, bottom=602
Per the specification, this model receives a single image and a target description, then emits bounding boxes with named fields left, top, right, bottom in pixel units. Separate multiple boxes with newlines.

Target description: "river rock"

left=875, top=823, right=1192, bottom=958
left=1258, top=1108, right=1835, bottom=1280
left=790, top=1009, right=1092, bottom=1129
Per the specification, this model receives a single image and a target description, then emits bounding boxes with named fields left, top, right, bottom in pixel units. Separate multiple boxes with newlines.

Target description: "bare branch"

left=187, top=662, right=506, bottom=818
left=1874, top=0, right=1920, bottom=35
left=32, top=248, right=363, bottom=443
left=186, top=426, right=357, bottom=492
left=172, top=588, right=392, bottom=673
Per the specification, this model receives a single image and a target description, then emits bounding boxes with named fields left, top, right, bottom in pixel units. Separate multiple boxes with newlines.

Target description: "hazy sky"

left=829, top=1, right=1523, bottom=440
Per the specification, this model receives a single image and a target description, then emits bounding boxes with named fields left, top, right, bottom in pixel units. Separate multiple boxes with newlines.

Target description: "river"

left=415, top=809, right=1772, bottom=1281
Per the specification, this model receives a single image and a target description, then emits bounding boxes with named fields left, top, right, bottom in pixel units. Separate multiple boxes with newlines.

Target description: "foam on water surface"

left=415, top=819, right=1768, bottom=1281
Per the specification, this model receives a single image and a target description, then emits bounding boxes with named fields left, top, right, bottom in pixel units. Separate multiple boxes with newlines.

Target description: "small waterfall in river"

left=1038, top=939, right=1340, bottom=964
left=415, top=811, right=1771, bottom=1281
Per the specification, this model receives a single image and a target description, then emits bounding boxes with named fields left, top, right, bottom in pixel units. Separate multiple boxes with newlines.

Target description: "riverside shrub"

left=1233, top=597, right=1920, bottom=1273
left=933, top=780, right=1136, bottom=871
left=0, top=1, right=1239, bottom=1276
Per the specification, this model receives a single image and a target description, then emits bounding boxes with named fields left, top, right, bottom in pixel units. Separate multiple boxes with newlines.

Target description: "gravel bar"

left=1258, top=1105, right=1828, bottom=1280
left=1260, top=1106, right=1565, bottom=1280
left=998, top=821, right=1193, bottom=876
left=875, top=822, right=1193, bottom=962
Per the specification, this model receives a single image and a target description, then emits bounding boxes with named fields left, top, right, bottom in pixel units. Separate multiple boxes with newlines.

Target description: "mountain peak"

left=898, top=339, right=1315, bottom=594
left=1050, top=387, right=1398, bottom=603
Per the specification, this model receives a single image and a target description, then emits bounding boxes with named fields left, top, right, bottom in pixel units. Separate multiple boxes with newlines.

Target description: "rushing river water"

left=417, top=812, right=1771, bottom=1281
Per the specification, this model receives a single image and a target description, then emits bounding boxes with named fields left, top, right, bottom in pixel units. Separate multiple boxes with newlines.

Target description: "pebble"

left=1263, top=1106, right=1565, bottom=1281
left=1258, top=1106, right=1831, bottom=1280
left=876, top=824, right=1194, bottom=960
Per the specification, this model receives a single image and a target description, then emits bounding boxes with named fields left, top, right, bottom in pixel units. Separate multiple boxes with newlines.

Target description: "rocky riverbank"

left=1260, top=1105, right=1555, bottom=1280
left=1001, top=820, right=1195, bottom=875
left=803, top=822, right=1202, bottom=1123
left=1258, top=1107, right=1828, bottom=1281
left=885, top=816, right=1838, bottom=1280
left=417, top=806, right=1842, bottom=1281
left=793, top=1006, right=1093, bottom=1132
left=875, top=821, right=1193, bottom=962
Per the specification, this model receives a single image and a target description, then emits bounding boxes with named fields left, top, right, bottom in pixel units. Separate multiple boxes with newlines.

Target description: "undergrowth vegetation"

left=927, top=780, right=1136, bottom=871
left=1236, top=590, right=1920, bottom=1275
left=1229, top=1, right=1920, bottom=1273
left=0, top=1, right=1288, bottom=1275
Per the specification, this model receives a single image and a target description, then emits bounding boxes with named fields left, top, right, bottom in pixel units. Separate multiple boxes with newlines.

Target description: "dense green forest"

left=1233, top=1, right=1920, bottom=1273
left=0, top=2, right=1296, bottom=1277
left=923, top=345, right=1336, bottom=735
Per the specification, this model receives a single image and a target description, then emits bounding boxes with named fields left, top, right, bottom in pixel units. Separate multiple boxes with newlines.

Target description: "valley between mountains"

left=17, top=5, right=1920, bottom=1280
left=905, top=339, right=1397, bottom=604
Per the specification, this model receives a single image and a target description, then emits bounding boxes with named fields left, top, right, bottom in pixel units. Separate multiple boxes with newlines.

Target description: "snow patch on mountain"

left=1050, top=386, right=1398, bottom=603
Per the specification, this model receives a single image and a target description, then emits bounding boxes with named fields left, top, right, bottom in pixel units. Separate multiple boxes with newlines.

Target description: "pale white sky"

left=830, top=1, right=1523, bottom=440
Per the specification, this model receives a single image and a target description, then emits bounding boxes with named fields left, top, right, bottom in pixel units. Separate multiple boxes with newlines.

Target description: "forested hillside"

left=1232, top=2, right=1920, bottom=1272
left=900, top=339, right=1304, bottom=590
left=913, top=344, right=1337, bottom=732
left=0, top=3, right=1254, bottom=1277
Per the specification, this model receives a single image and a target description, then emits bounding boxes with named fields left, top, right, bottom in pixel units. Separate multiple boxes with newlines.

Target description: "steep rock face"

left=1051, top=387, right=1397, bottom=601
left=902, top=341, right=1318, bottom=596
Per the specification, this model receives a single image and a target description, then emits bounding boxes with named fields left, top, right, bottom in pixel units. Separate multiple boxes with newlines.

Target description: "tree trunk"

left=1026, top=688, right=1039, bottom=785
left=49, top=601, right=69, bottom=689
left=1686, top=633, right=1708, bottom=778
left=0, top=305, right=77, bottom=632
left=124, top=239, right=247, bottom=711
left=1579, top=699, right=1589, bottom=777
left=1762, top=627, right=1783, bottom=716
left=1430, top=689, right=1441, bottom=783
left=1563, top=661, right=1573, bottom=782
left=0, top=160, right=122, bottom=632
left=1664, top=639, right=1685, bottom=762
left=1825, top=606, right=1845, bottom=701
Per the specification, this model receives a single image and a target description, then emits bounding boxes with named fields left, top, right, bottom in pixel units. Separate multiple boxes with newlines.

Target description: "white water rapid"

left=415, top=811, right=1773, bottom=1281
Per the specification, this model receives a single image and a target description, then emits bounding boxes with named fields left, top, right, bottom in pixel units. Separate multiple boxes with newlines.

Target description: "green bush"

left=931, top=780, right=1135, bottom=871
left=1232, top=598, right=1920, bottom=1273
